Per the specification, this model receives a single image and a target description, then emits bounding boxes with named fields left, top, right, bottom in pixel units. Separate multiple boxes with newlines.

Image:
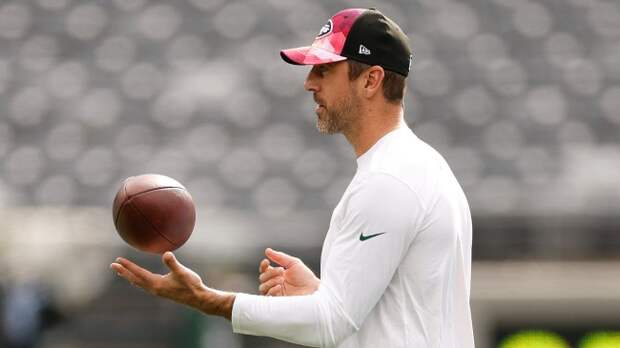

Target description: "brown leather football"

left=112, top=174, right=196, bottom=254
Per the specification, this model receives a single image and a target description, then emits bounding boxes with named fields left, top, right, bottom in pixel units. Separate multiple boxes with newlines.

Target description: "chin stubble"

left=315, top=93, right=359, bottom=135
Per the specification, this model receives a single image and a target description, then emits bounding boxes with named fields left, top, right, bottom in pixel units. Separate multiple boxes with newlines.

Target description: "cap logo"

left=359, top=44, right=371, bottom=55
left=316, top=19, right=333, bottom=38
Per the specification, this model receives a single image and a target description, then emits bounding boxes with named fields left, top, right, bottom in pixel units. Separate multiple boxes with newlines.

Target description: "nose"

left=304, top=66, right=319, bottom=92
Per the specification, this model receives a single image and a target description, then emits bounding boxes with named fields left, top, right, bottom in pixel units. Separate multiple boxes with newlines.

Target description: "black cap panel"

left=341, top=10, right=412, bottom=76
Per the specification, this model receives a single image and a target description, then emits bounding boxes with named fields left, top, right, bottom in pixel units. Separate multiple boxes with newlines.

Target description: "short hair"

left=347, top=60, right=406, bottom=103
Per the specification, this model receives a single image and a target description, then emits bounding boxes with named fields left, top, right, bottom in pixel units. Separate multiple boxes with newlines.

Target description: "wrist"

left=313, top=278, right=321, bottom=292
left=196, top=286, right=236, bottom=320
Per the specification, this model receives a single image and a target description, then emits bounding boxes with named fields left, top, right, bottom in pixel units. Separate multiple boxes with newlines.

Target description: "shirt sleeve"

left=232, top=172, right=424, bottom=347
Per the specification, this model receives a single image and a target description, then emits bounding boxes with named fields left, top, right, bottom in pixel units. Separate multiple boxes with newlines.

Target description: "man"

left=111, top=8, right=474, bottom=348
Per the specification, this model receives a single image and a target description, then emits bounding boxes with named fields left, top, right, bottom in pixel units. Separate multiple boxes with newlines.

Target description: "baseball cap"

left=280, top=8, right=412, bottom=77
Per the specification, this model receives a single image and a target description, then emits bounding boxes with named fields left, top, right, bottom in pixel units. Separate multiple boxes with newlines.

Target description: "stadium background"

left=0, top=0, right=619, bottom=347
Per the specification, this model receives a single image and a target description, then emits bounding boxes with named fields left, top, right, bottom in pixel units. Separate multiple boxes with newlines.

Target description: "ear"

left=362, top=66, right=385, bottom=99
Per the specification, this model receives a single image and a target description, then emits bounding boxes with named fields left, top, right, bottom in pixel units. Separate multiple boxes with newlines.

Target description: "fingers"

left=259, top=259, right=270, bottom=273
left=111, top=257, right=157, bottom=288
left=111, top=262, right=143, bottom=286
left=265, top=248, right=298, bottom=269
left=163, top=251, right=184, bottom=273
left=259, top=266, right=284, bottom=283
left=259, top=277, right=283, bottom=295
left=267, top=284, right=283, bottom=296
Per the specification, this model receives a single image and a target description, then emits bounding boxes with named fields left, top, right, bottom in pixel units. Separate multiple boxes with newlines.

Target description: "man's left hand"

left=110, top=252, right=235, bottom=320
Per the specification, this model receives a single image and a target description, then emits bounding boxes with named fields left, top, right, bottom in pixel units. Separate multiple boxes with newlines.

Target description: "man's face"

left=304, top=61, right=361, bottom=134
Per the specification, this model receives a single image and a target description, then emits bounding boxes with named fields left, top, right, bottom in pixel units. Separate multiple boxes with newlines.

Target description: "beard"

left=315, top=90, right=361, bottom=134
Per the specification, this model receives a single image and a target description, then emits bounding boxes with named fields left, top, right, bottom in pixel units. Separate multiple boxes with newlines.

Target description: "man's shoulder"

left=358, top=129, right=454, bottom=208
left=369, top=131, right=445, bottom=182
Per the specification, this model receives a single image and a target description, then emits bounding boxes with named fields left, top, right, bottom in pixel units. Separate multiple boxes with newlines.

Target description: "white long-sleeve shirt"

left=232, top=125, right=474, bottom=348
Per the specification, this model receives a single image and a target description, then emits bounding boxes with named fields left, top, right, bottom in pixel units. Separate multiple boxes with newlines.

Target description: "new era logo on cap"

left=280, top=8, right=412, bottom=77
left=359, top=44, right=371, bottom=55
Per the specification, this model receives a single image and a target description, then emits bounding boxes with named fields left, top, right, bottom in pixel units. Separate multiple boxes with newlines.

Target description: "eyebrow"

left=318, top=64, right=333, bottom=72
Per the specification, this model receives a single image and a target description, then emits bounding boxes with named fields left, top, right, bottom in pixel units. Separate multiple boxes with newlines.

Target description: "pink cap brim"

left=280, top=46, right=347, bottom=65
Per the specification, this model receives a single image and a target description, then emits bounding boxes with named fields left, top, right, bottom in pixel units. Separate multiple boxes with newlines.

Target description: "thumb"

left=162, top=251, right=183, bottom=273
left=265, top=248, right=297, bottom=269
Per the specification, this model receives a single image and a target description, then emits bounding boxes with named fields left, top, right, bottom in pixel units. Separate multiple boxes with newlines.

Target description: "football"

left=112, top=174, right=196, bottom=254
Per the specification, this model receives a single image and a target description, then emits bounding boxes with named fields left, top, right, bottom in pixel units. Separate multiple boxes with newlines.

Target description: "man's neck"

left=344, top=104, right=405, bottom=158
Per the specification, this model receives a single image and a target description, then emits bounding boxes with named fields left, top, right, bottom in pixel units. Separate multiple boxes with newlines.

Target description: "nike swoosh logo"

left=359, top=232, right=386, bottom=241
